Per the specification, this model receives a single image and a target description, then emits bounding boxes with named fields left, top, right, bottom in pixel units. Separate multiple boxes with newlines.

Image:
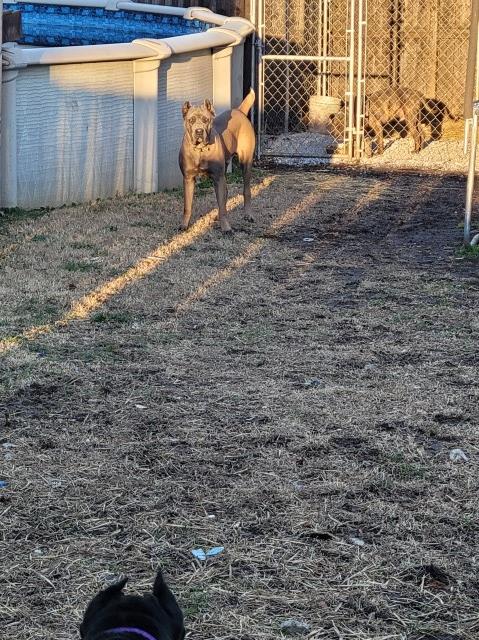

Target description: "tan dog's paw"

left=220, top=219, right=233, bottom=233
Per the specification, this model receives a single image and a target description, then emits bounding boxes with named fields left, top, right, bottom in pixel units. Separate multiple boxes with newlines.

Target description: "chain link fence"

left=257, top=0, right=470, bottom=163
left=258, top=0, right=353, bottom=158
left=362, top=0, right=469, bottom=158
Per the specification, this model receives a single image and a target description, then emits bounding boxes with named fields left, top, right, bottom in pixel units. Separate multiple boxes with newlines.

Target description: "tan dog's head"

left=182, top=99, right=215, bottom=149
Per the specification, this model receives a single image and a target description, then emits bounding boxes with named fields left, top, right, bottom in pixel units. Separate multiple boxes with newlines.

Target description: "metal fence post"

left=464, top=100, right=479, bottom=247
left=1, top=0, right=3, bottom=208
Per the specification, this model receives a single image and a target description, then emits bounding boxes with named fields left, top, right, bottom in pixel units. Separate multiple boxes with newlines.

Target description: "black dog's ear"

left=182, top=102, right=191, bottom=119
left=153, top=570, right=184, bottom=637
left=80, top=577, right=128, bottom=637
left=204, top=99, right=215, bottom=116
left=153, top=569, right=175, bottom=606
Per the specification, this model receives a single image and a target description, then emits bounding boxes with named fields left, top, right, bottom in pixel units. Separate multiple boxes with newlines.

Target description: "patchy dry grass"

left=0, top=169, right=478, bottom=640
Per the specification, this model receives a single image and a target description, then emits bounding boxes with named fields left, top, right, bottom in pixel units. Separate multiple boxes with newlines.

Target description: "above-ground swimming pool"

left=4, top=2, right=208, bottom=46
left=0, top=0, right=254, bottom=208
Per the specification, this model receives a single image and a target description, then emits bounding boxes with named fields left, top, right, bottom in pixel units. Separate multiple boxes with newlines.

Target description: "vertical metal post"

left=355, top=0, right=366, bottom=158
left=256, top=0, right=263, bottom=158
left=318, top=0, right=323, bottom=96
left=464, top=100, right=479, bottom=246
left=250, top=0, right=256, bottom=129
left=464, top=0, right=479, bottom=154
left=321, top=0, right=329, bottom=96
left=475, top=29, right=479, bottom=99
left=326, top=0, right=332, bottom=96
left=0, top=0, right=3, bottom=200
left=464, top=32, right=479, bottom=156
left=346, top=0, right=356, bottom=158
left=284, top=0, right=290, bottom=133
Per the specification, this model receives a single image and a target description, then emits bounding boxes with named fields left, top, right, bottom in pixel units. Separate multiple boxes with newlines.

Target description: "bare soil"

left=1, top=169, right=478, bottom=640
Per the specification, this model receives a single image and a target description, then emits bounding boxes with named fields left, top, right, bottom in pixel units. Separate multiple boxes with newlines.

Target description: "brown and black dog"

left=364, top=88, right=459, bottom=155
left=179, top=90, right=256, bottom=233
left=80, top=570, right=185, bottom=640
left=365, top=87, right=425, bottom=156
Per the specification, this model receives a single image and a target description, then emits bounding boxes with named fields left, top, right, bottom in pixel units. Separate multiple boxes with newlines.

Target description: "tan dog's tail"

left=238, top=89, right=255, bottom=115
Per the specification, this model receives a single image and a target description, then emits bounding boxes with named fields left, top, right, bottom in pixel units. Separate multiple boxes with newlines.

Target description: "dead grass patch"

left=0, top=170, right=478, bottom=640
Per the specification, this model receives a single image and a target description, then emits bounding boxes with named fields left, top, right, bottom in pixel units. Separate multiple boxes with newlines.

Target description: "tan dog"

left=179, top=90, right=256, bottom=233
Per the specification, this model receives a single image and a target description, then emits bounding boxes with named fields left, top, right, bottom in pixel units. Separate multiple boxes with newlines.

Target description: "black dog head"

left=182, top=100, right=216, bottom=149
left=420, top=98, right=459, bottom=141
left=80, top=570, right=185, bottom=640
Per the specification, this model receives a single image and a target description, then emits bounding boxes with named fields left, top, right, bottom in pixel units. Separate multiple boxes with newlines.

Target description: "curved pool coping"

left=2, top=0, right=254, bottom=68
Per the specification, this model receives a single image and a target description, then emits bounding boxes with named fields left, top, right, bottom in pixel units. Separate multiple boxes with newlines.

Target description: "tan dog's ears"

left=204, top=99, right=215, bottom=116
left=182, top=101, right=191, bottom=119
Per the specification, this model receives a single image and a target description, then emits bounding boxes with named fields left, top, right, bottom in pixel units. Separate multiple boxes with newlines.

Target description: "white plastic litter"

left=449, top=448, right=469, bottom=462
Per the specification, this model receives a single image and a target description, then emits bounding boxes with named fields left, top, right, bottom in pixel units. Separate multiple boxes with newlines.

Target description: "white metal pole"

left=317, top=0, right=321, bottom=95
left=1, top=0, right=3, bottom=203
left=256, top=0, right=263, bottom=158
left=346, top=0, right=355, bottom=158
left=284, top=0, right=290, bottom=133
left=319, top=0, right=327, bottom=96
left=464, top=100, right=479, bottom=246
left=355, top=0, right=365, bottom=159
left=250, top=0, right=256, bottom=130
left=322, top=0, right=329, bottom=96
left=464, top=0, right=479, bottom=154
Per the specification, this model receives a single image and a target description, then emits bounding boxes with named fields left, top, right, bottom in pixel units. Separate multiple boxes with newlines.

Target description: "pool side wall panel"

left=0, top=25, right=249, bottom=207
left=0, top=3, right=254, bottom=208
left=14, top=60, right=134, bottom=208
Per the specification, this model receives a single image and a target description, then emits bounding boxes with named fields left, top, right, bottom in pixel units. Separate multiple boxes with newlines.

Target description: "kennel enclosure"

left=253, top=0, right=470, bottom=161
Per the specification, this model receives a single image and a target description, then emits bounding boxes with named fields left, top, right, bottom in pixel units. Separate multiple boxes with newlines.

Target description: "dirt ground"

left=1, top=169, right=478, bottom=640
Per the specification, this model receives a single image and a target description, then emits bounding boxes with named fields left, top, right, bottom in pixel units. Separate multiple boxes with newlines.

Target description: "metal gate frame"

left=252, top=0, right=367, bottom=160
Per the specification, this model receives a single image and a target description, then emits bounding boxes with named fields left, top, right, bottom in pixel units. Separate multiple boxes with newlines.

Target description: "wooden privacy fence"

left=136, top=0, right=248, bottom=18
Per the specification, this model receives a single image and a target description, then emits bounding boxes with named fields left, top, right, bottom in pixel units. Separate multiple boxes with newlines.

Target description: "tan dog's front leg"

left=214, top=175, right=232, bottom=233
left=181, top=176, right=195, bottom=230
left=242, top=160, right=253, bottom=221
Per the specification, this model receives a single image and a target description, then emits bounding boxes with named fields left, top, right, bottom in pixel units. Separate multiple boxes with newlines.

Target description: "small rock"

left=4, top=452, right=13, bottom=461
left=449, top=448, right=468, bottom=463
left=280, top=619, right=311, bottom=636
left=425, top=439, right=443, bottom=454
left=304, top=378, right=322, bottom=388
